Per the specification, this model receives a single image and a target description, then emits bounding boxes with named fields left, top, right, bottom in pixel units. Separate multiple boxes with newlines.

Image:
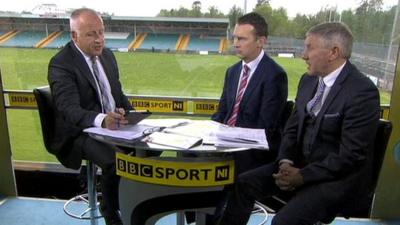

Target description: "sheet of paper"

left=163, top=120, right=220, bottom=141
left=145, top=132, right=202, bottom=149
left=208, top=124, right=269, bottom=150
left=138, top=118, right=191, bottom=128
left=83, top=124, right=153, bottom=140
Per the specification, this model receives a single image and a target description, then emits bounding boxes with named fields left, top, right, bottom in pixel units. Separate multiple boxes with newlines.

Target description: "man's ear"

left=71, top=31, right=78, bottom=42
left=257, top=36, right=267, bottom=48
left=329, top=46, right=340, bottom=61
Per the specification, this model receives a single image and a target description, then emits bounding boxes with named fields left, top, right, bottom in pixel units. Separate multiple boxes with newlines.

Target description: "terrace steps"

left=176, top=34, right=190, bottom=51
left=0, top=30, right=19, bottom=44
left=35, top=31, right=63, bottom=48
left=129, top=32, right=147, bottom=50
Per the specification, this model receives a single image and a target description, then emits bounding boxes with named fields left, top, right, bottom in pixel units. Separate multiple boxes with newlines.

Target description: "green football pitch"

left=0, top=47, right=391, bottom=162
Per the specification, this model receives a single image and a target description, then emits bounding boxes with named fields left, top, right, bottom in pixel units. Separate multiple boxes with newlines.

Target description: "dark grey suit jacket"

left=48, top=41, right=132, bottom=169
left=278, top=61, right=380, bottom=204
left=212, top=53, right=288, bottom=171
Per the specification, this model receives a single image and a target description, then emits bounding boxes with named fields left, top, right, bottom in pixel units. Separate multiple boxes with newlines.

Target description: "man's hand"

left=273, top=163, right=304, bottom=191
left=102, top=108, right=128, bottom=130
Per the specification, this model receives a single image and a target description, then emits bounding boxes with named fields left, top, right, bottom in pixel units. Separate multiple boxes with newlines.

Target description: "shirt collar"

left=242, top=49, right=264, bottom=72
left=73, top=42, right=96, bottom=63
left=322, top=61, right=346, bottom=87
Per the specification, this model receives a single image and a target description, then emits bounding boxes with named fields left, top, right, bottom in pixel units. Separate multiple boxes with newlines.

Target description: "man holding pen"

left=48, top=8, right=131, bottom=225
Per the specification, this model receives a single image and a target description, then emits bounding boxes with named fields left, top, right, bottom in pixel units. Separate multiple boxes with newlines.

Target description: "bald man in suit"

left=48, top=8, right=131, bottom=225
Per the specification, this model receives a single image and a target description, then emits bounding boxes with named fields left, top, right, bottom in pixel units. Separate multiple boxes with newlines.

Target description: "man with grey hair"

left=48, top=8, right=131, bottom=225
left=214, top=22, right=380, bottom=225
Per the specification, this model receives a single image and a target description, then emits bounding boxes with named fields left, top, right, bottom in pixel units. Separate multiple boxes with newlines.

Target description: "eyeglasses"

left=142, top=126, right=166, bottom=136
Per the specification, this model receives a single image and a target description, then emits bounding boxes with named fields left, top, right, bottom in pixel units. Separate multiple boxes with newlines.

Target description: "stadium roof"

left=109, top=16, right=229, bottom=24
left=0, top=13, right=229, bottom=25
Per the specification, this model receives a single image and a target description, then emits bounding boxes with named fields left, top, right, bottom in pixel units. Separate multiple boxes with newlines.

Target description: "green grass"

left=0, top=47, right=392, bottom=162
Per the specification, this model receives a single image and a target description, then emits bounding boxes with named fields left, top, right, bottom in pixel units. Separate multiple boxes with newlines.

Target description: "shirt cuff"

left=94, top=113, right=107, bottom=127
left=279, top=159, right=294, bottom=165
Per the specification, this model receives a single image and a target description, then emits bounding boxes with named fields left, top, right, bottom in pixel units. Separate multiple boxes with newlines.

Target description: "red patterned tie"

left=227, top=64, right=250, bottom=126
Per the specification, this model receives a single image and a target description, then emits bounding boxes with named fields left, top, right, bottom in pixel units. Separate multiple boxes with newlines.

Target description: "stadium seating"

left=45, top=31, right=70, bottom=48
left=1, top=31, right=47, bottom=47
left=139, top=33, right=179, bottom=51
left=105, top=32, right=135, bottom=50
left=187, top=35, right=221, bottom=52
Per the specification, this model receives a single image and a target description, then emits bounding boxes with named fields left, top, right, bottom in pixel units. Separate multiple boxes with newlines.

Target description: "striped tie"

left=227, top=65, right=250, bottom=126
left=91, top=57, right=112, bottom=113
left=307, top=78, right=326, bottom=115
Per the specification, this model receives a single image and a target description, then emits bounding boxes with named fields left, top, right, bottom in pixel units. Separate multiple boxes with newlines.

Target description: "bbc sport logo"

left=116, top=154, right=234, bottom=187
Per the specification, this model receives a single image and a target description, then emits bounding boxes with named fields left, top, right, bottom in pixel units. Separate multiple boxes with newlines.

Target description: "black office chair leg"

left=63, top=160, right=102, bottom=224
left=87, top=160, right=99, bottom=225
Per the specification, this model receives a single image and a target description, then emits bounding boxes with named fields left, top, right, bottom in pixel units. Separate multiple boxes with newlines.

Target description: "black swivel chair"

left=281, top=100, right=294, bottom=129
left=336, top=118, right=392, bottom=219
left=34, top=86, right=102, bottom=225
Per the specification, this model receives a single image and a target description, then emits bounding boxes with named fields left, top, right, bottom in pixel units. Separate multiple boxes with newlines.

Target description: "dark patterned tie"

left=307, top=78, right=326, bottom=115
left=91, top=57, right=112, bottom=113
left=227, top=64, right=250, bottom=126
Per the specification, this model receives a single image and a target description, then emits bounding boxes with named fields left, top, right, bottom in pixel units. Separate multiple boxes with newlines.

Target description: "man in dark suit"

left=212, top=12, right=288, bottom=173
left=48, top=8, right=131, bottom=225
left=215, top=22, right=380, bottom=225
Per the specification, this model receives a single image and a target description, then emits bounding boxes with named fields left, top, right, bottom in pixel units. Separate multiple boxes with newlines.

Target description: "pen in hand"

left=114, top=108, right=128, bottom=129
left=104, top=108, right=128, bottom=130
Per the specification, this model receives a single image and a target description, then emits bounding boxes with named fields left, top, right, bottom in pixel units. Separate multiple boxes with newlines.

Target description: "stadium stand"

left=139, top=33, right=179, bottom=51
left=0, top=30, right=19, bottom=44
left=0, top=14, right=395, bottom=90
left=176, top=34, right=190, bottom=51
left=44, top=31, right=70, bottom=48
left=129, top=33, right=147, bottom=50
left=187, top=35, right=221, bottom=52
left=105, top=32, right=135, bottom=50
left=0, top=15, right=230, bottom=53
left=35, top=31, right=63, bottom=48
left=1, top=31, right=47, bottom=47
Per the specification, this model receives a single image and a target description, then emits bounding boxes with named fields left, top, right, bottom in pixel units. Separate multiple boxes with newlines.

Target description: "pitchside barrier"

left=2, top=89, right=391, bottom=119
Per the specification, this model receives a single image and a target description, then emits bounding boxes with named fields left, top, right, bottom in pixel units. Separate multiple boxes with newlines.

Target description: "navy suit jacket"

left=278, top=61, right=380, bottom=204
left=48, top=41, right=132, bottom=169
left=212, top=53, right=288, bottom=171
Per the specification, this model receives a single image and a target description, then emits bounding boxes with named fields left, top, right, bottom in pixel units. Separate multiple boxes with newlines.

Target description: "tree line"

left=157, top=0, right=397, bottom=44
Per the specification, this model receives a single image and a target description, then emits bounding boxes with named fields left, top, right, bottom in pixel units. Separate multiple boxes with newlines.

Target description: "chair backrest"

left=370, top=119, right=392, bottom=195
left=33, top=86, right=56, bottom=153
left=280, top=100, right=294, bottom=129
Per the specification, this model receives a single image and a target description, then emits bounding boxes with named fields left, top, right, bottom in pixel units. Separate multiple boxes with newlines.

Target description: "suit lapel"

left=70, top=42, right=99, bottom=94
left=297, top=76, right=319, bottom=141
left=240, top=54, right=266, bottom=107
left=311, top=61, right=351, bottom=143
left=227, top=64, right=242, bottom=111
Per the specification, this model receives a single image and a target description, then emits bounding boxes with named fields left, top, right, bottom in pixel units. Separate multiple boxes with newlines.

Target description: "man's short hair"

left=69, top=8, right=100, bottom=32
left=307, top=22, right=354, bottom=59
left=237, top=12, right=268, bottom=38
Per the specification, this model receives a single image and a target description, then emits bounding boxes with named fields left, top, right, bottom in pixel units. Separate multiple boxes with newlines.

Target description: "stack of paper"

left=83, top=119, right=269, bottom=150
left=83, top=124, right=153, bottom=140
left=144, top=132, right=202, bottom=149
left=209, top=125, right=269, bottom=150
left=163, top=120, right=220, bottom=142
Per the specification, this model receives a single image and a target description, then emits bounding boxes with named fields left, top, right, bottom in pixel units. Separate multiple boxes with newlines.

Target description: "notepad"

left=209, top=125, right=269, bottom=149
left=125, top=110, right=152, bottom=125
left=83, top=124, right=153, bottom=140
left=145, top=132, right=202, bottom=149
